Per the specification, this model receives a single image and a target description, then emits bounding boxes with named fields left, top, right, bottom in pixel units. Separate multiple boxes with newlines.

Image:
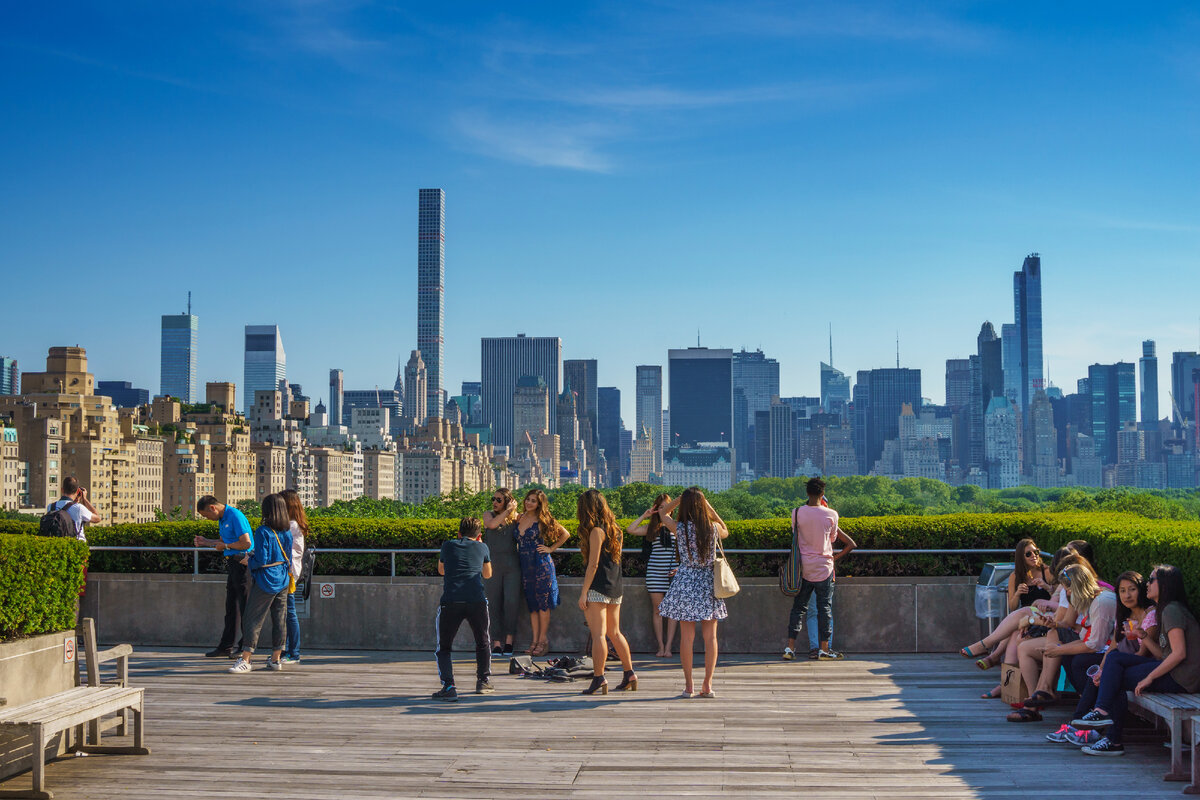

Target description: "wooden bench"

left=1127, top=691, right=1200, bottom=782
left=0, top=620, right=148, bottom=799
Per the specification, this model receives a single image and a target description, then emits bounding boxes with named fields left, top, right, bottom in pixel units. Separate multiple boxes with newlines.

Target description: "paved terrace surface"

left=0, top=650, right=1189, bottom=799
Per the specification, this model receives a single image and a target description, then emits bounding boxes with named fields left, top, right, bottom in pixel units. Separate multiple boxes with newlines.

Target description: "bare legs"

left=528, top=609, right=551, bottom=655
left=649, top=591, right=677, bottom=657
left=585, top=602, right=633, bottom=676
left=678, top=619, right=719, bottom=695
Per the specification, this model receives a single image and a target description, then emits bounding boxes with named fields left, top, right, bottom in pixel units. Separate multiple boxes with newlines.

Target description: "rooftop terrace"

left=0, top=651, right=1187, bottom=799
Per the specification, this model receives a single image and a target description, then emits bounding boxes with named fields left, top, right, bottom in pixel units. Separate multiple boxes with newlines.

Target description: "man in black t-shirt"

left=433, top=517, right=493, bottom=701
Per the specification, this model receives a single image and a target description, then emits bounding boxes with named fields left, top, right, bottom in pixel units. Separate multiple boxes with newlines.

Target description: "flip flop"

left=1021, top=690, right=1055, bottom=709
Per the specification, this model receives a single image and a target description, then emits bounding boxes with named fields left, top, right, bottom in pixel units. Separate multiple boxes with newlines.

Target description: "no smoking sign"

left=318, top=582, right=335, bottom=599
left=64, top=636, right=76, bottom=663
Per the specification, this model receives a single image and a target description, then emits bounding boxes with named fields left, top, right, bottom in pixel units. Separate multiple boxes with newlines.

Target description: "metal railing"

left=87, top=545, right=1025, bottom=578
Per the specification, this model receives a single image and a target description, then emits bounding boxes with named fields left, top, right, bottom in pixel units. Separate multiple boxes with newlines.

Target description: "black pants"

left=1064, top=651, right=1106, bottom=717
left=435, top=601, right=491, bottom=688
left=217, top=558, right=248, bottom=651
left=787, top=575, right=834, bottom=643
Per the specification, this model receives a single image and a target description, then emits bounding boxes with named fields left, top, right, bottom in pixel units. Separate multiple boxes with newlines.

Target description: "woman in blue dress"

left=516, top=488, right=570, bottom=657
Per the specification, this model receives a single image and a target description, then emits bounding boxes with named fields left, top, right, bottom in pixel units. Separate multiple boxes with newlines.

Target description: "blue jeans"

left=788, top=575, right=834, bottom=645
left=1093, top=650, right=1187, bottom=743
left=807, top=596, right=833, bottom=651
left=284, top=591, right=300, bottom=660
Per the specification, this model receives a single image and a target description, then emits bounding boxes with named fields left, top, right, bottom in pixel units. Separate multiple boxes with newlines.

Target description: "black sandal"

left=1021, top=690, right=1055, bottom=709
left=1006, top=708, right=1042, bottom=722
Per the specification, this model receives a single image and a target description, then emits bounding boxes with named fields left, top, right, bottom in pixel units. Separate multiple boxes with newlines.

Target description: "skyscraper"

left=985, top=396, right=1020, bottom=489
left=768, top=398, right=795, bottom=478
left=161, top=302, right=199, bottom=403
left=417, top=188, right=445, bottom=416
left=563, top=359, right=598, bottom=447
left=1139, top=340, right=1159, bottom=424
left=1088, top=362, right=1137, bottom=465
left=819, top=362, right=850, bottom=414
left=1170, top=352, right=1200, bottom=429
left=404, top=350, right=428, bottom=427
left=0, top=356, right=17, bottom=396
left=243, top=325, right=286, bottom=413
left=329, top=369, right=344, bottom=429
left=945, top=359, right=972, bottom=410
left=668, top=348, right=733, bottom=448
left=556, top=386, right=580, bottom=463
left=598, top=386, right=622, bottom=485
left=977, top=322, right=1003, bottom=411
left=1000, top=323, right=1020, bottom=408
left=1013, top=254, right=1044, bottom=411
left=733, top=349, right=780, bottom=469
left=855, top=367, right=922, bottom=471
left=635, top=365, right=663, bottom=475
left=481, top=335, right=562, bottom=450
left=513, top=376, right=550, bottom=449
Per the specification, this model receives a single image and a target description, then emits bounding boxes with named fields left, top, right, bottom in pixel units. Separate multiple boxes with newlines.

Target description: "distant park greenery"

left=235, top=477, right=1200, bottom=523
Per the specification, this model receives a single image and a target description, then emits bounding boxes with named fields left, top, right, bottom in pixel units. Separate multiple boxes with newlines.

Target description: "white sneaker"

left=782, top=647, right=795, bottom=661
left=266, top=659, right=282, bottom=671
left=228, top=659, right=252, bottom=674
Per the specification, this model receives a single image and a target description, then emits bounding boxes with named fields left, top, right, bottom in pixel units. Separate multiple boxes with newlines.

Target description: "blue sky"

left=2, top=2, right=1199, bottom=422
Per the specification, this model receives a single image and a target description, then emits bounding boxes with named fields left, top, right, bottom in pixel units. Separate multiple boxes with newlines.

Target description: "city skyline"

left=3, top=4, right=1200, bottom=425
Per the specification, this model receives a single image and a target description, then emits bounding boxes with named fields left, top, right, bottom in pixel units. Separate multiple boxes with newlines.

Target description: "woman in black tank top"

left=576, top=489, right=636, bottom=696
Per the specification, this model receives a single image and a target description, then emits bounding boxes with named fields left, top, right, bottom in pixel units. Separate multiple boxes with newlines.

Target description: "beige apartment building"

left=163, top=438, right=214, bottom=518
left=397, top=416, right=496, bottom=503
left=0, top=425, right=28, bottom=511
left=363, top=448, right=395, bottom=500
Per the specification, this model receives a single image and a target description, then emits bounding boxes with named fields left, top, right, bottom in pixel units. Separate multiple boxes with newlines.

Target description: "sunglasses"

left=1024, top=550, right=1038, bottom=557
left=492, top=497, right=504, bottom=503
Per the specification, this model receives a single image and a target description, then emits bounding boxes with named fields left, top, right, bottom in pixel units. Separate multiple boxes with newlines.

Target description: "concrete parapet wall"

left=0, top=631, right=77, bottom=780
left=84, top=574, right=977, bottom=655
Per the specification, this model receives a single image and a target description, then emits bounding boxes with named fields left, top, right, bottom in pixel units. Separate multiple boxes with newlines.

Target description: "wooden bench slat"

left=0, top=687, right=103, bottom=722
left=0, top=687, right=142, bottom=731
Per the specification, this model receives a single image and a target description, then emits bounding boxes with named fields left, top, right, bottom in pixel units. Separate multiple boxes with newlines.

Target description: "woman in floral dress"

left=656, top=487, right=729, bottom=698
left=515, top=488, right=570, bottom=656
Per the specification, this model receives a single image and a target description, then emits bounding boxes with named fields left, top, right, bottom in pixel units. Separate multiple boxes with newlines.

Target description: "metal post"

left=390, top=551, right=396, bottom=578
left=193, top=547, right=199, bottom=576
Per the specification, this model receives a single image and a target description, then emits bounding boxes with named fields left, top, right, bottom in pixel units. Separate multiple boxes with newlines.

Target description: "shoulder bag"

left=713, top=533, right=740, bottom=599
left=779, top=507, right=803, bottom=597
left=269, top=528, right=297, bottom=594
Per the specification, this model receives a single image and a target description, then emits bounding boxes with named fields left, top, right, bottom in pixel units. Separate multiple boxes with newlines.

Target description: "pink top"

left=793, top=504, right=838, bottom=582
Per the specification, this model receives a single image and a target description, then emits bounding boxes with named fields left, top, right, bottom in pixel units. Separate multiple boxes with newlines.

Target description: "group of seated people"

left=959, top=538, right=1200, bottom=756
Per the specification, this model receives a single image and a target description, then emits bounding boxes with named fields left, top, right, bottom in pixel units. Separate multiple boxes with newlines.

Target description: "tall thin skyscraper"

left=1001, top=323, right=1020, bottom=407
left=598, top=386, right=622, bottom=485
left=668, top=348, right=733, bottom=447
left=1139, top=340, right=1158, bottom=424
left=563, top=359, right=598, bottom=447
left=635, top=365, right=663, bottom=474
left=243, top=325, right=286, bottom=413
left=329, top=369, right=344, bottom=428
left=0, top=356, right=18, bottom=396
left=417, top=188, right=445, bottom=417
left=161, top=295, right=199, bottom=402
left=481, top=335, right=562, bottom=450
left=977, top=322, right=1003, bottom=411
left=1014, top=254, right=1044, bottom=411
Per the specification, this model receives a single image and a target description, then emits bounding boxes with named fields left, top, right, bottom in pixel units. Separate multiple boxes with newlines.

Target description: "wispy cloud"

left=452, top=112, right=619, bottom=172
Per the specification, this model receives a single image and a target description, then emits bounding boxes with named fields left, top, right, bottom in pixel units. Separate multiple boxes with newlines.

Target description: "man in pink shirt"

left=783, top=478, right=856, bottom=661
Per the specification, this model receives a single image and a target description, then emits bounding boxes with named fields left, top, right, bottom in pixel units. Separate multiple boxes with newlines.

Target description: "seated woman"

left=968, top=539, right=1053, bottom=691
left=1015, top=563, right=1115, bottom=715
left=1073, top=564, right=1200, bottom=755
left=969, top=549, right=1082, bottom=698
left=1062, top=571, right=1155, bottom=727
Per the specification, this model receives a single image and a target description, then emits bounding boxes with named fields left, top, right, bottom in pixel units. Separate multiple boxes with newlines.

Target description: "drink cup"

left=1086, top=665, right=1101, bottom=678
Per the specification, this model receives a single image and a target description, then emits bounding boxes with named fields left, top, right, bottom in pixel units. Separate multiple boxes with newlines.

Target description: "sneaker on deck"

left=432, top=685, right=458, bottom=702
left=782, top=647, right=795, bottom=661
left=1067, top=728, right=1104, bottom=747
left=1045, top=724, right=1075, bottom=743
left=1081, top=737, right=1124, bottom=756
left=818, top=650, right=844, bottom=660
left=1072, top=709, right=1114, bottom=727
left=227, top=660, right=252, bottom=674
left=476, top=679, right=495, bottom=694
left=281, top=656, right=300, bottom=664
left=266, top=659, right=282, bottom=671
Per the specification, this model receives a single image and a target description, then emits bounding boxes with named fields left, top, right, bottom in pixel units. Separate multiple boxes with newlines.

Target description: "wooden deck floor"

left=0, top=650, right=1190, bottom=799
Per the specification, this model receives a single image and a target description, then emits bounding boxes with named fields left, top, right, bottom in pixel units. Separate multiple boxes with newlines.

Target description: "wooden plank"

left=1, top=651, right=1188, bottom=799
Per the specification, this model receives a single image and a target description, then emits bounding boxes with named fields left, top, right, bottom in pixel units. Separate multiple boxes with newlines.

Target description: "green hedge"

left=0, top=534, right=89, bottom=640
left=6, top=513, right=1198, bottom=599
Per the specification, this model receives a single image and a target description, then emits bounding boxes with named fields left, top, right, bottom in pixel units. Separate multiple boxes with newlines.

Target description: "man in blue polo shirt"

left=433, top=517, right=493, bottom=701
left=194, top=495, right=254, bottom=658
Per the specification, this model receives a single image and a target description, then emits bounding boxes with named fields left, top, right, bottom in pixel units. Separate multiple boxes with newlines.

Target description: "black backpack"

left=39, top=499, right=77, bottom=538
left=299, top=546, right=318, bottom=600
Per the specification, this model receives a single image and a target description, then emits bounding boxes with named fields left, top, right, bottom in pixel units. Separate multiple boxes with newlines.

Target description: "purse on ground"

left=713, top=535, right=740, bottom=599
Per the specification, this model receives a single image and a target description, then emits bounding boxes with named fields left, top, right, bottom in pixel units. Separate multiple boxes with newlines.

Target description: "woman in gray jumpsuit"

left=483, top=488, right=523, bottom=655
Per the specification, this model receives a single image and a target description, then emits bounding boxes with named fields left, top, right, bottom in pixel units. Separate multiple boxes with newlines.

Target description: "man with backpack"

left=42, top=476, right=101, bottom=540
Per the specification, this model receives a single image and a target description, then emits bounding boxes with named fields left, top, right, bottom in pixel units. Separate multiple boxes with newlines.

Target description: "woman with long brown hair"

left=655, top=487, right=729, bottom=698
left=280, top=488, right=307, bottom=664
left=515, top=488, right=570, bottom=656
left=627, top=493, right=678, bottom=657
left=483, top=487, right=522, bottom=656
left=227, top=493, right=293, bottom=674
left=577, top=489, right=636, bottom=695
